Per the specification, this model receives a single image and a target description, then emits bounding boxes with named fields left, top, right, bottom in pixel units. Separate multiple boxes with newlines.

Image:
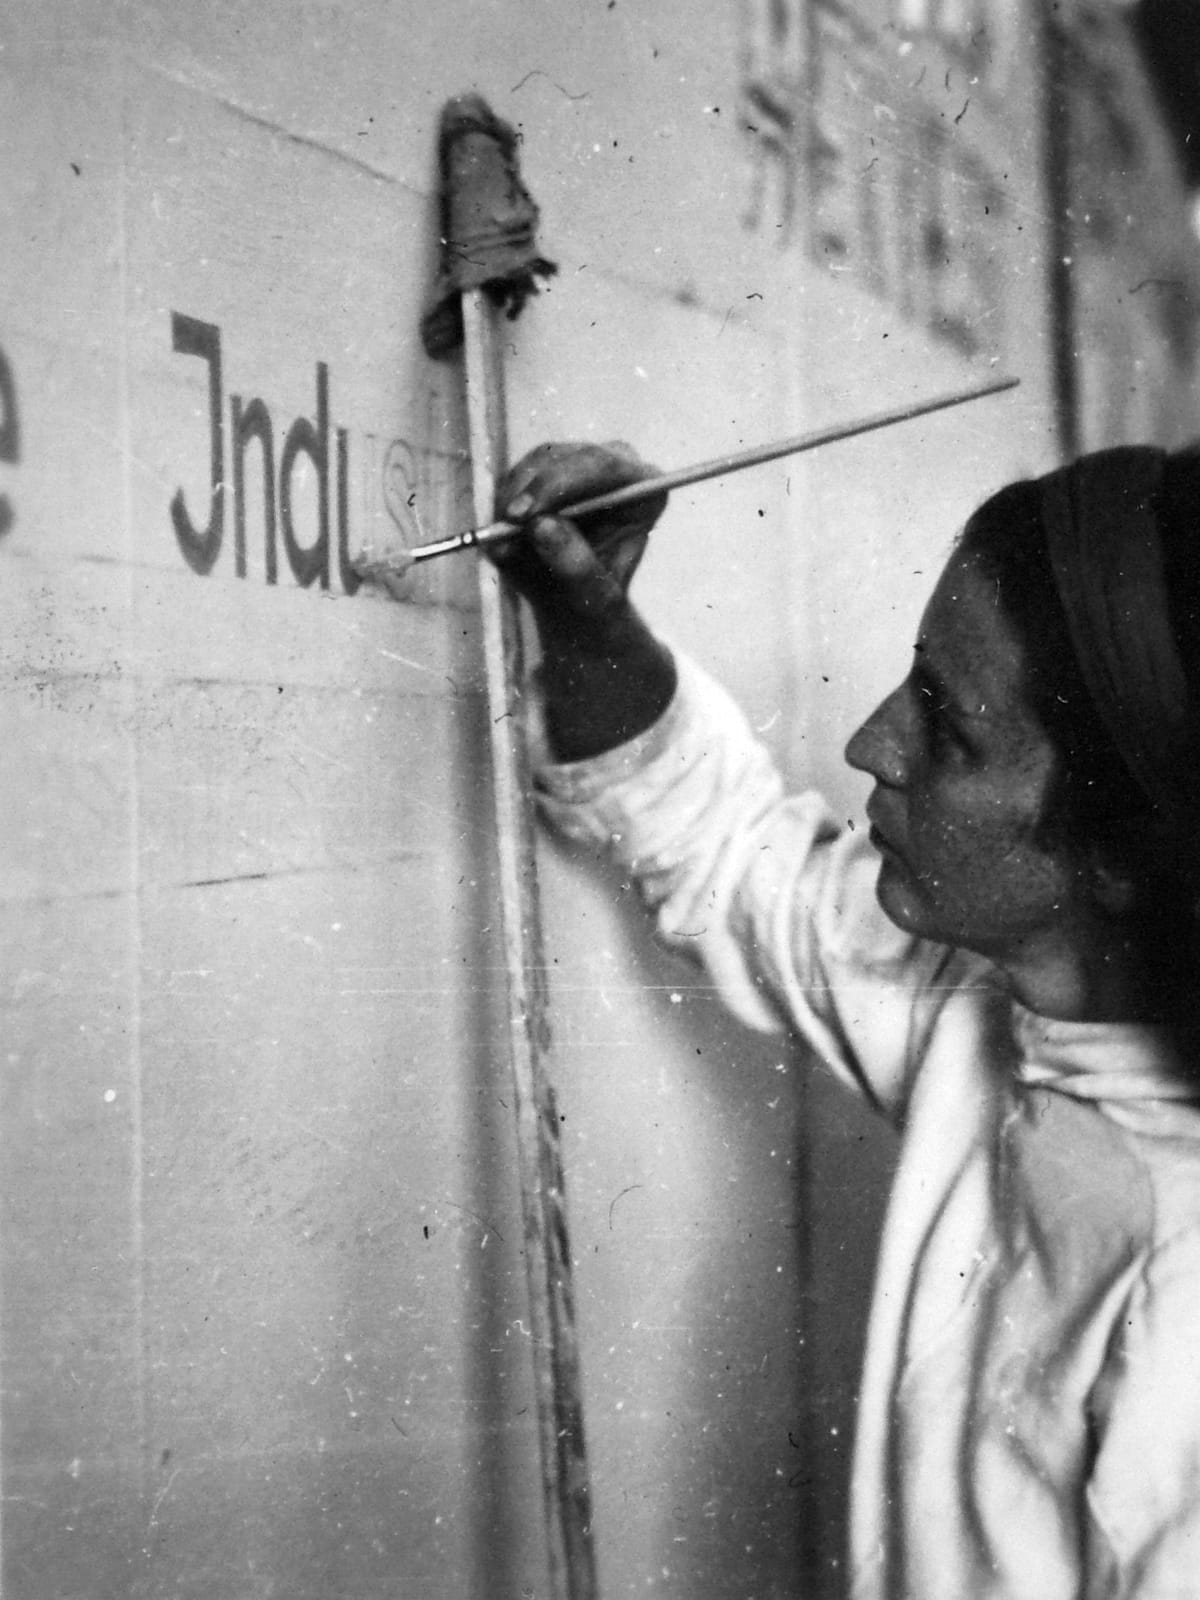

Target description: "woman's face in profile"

left=844, top=548, right=1085, bottom=974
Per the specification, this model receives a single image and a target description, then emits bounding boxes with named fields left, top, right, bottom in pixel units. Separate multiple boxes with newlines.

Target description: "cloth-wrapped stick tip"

left=421, top=94, right=557, bottom=359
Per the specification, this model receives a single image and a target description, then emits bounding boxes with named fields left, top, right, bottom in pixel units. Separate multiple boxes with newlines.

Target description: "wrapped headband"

left=1040, top=446, right=1199, bottom=836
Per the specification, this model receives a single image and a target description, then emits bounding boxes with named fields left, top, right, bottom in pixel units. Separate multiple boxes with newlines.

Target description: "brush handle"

left=393, top=372, right=1019, bottom=568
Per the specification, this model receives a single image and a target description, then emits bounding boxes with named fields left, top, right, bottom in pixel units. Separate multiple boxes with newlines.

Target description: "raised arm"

left=491, top=442, right=677, bottom=761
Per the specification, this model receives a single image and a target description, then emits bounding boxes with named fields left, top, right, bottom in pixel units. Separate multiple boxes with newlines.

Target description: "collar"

left=1011, top=1001, right=1200, bottom=1103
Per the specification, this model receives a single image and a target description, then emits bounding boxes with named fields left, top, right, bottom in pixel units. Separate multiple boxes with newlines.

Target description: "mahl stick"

left=356, top=373, right=1018, bottom=582
left=419, top=93, right=599, bottom=1600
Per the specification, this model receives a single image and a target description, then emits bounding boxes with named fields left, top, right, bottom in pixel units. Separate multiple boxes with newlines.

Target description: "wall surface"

left=2, top=2, right=1197, bottom=1599
left=0, top=5, right=803, bottom=1597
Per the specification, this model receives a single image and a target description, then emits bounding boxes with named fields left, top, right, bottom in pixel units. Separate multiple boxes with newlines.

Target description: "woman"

left=491, top=440, right=1200, bottom=1598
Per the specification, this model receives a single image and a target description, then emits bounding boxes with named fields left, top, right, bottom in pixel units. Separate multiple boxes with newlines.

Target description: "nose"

left=844, top=684, right=910, bottom=788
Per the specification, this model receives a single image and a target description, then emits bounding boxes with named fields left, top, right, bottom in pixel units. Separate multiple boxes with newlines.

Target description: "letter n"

left=231, top=396, right=277, bottom=582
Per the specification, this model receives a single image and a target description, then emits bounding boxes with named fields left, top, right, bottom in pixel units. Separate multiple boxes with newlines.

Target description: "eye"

left=918, top=681, right=947, bottom=729
left=916, top=678, right=974, bottom=760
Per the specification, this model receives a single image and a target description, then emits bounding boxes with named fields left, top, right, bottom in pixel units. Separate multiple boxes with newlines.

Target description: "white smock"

left=535, top=655, right=1200, bottom=1600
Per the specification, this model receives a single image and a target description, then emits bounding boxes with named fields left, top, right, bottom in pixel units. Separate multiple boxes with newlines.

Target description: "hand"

left=491, top=441, right=677, bottom=761
left=491, top=442, right=668, bottom=637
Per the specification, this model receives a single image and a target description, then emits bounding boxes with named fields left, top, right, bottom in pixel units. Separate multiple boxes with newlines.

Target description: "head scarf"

left=1038, top=445, right=1200, bottom=865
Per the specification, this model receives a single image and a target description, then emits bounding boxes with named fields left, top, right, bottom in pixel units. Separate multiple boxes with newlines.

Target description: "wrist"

left=539, top=612, right=677, bottom=762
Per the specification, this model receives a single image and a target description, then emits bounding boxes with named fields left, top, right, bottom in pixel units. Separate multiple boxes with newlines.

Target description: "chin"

left=874, top=857, right=914, bottom=923
left=873, top=860, right=944, bottom=944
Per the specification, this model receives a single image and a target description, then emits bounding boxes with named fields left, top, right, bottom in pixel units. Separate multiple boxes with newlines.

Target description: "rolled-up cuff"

left=532, top=651, right=697, bottom=807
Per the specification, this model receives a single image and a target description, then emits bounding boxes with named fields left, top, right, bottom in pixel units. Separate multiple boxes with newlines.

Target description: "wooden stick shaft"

left=405, top=372, right=1018, bottom=564
left=462, top=290, right=599, bottom=1600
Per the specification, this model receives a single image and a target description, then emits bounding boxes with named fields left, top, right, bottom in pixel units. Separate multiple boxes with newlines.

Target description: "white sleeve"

left=535, top=653, right=959, bottom=1124
left=1085, top=1228, right=1200, bottom=1598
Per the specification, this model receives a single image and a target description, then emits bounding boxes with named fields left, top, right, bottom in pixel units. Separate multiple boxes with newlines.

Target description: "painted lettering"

left=170, top=313, right=225, bottom=575
left=231, top=396, right=276, bottom=581
left=739, top=0, right=1005, bottom=359
left=279, top=362, right=330, bottom=589
left=0, top=344, right=19, bottom=539
left=335, top=428, right=360, bottom=595
left=170, top=311, right=446, bottom=595
left=382, top=439, right=421, bottom=544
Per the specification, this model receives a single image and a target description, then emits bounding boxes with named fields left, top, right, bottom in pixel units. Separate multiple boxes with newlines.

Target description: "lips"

left=865, top=797, right=905, bottom=865
left=869, top=825, right=903, bottom=868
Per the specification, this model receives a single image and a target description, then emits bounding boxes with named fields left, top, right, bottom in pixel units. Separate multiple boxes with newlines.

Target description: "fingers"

left=490, top=515, right=629, bottom=626
left=491, top=441, right=664, bottom=615
left=489, top=513, right=599, bottom=587
left=497, top=441, right=659, bottom=523
left=604, top=531, right=649, bottom=591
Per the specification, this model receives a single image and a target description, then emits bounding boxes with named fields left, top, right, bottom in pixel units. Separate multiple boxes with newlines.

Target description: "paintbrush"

left=354, top=373, right=1018, bottom=581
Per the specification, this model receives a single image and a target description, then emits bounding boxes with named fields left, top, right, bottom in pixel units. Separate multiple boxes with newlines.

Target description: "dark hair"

left=961, top=449, right=1200, bottom=911
left=959, top=453, right=1200, bottom=1016
left=956, top=480, right=1150, bottom=864
left=1159, top=451, right=1200, bottom=728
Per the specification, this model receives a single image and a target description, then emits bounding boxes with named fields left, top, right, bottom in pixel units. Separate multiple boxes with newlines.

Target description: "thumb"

left=604, top=531, right=649, bottom=594
left=489, top=515, right=626, bottom=623
left=524, top=516, right=627, bottom=616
